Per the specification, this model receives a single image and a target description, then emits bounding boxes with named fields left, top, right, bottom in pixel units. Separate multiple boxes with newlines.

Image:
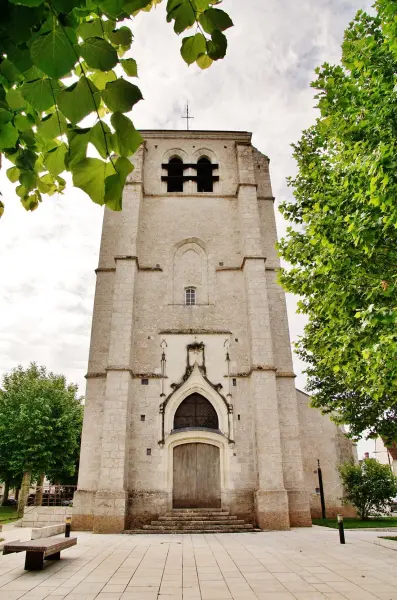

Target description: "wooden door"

left=173, top=443, right=221, bottom=508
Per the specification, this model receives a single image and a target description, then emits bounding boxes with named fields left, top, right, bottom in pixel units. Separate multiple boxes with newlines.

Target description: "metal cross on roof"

left=182, top=103, right=194, bottom=130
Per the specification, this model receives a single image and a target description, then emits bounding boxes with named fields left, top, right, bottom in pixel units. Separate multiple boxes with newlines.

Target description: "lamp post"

left=317, top=459, right=326, bottom=520
left=337, top=513, right=345, bottom=544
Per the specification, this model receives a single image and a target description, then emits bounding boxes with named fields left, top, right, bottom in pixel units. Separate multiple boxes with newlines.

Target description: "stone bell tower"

left=72, top=129, right=316, bottom=533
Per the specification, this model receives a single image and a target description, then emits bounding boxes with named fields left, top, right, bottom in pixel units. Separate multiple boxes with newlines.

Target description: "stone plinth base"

left=93, top=491, right=128, bottom=533
left=287, top=490, right=312, bottom=527
left=73, top=489, right=128, bottom=533
left=255, top=489, right=290, bottom=530
left=72, top=489, right=95, bottom=531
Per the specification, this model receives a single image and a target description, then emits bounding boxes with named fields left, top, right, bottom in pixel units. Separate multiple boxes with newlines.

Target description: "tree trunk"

left=1, top=480, right=9, bottom=506
left=17, top=471, right=31, bottom=519
left=35, top=473, right=45, bottom=506
left=15, top=488, right=20, bottom=500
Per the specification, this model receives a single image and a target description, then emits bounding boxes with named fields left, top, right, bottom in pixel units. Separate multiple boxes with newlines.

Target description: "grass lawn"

left=379, top=536, right=397, bottom=541
left=0, top=506, right=18, bottom=524
left=313, top=517, right=397, bottom=529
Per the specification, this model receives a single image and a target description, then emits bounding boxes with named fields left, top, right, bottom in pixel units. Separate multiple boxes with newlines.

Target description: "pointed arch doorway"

left=172, top=394, right=221, bottom=508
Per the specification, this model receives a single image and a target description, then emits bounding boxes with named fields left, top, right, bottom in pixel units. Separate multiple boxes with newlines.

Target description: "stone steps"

left=161, top=515, right=238, bottom=521
left=124, top=508, right=255, bottom=534
left=124, top=528, right=255, bottom=534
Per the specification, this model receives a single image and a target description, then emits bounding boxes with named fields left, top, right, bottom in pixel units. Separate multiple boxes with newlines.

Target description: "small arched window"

left=167, top=157, right=184, bottom=192
left=197, top=157, right=213, bottom=192
left=174, top=393, right=219, bottom=430
left=185, top=287, right=196, bottom=305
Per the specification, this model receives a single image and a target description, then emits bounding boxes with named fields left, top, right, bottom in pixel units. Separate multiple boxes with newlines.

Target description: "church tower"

left=72, top=129, right=316, bottom=533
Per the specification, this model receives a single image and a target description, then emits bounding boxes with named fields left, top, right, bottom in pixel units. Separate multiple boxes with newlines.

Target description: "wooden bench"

left=3, top=537, right=77, bottom=570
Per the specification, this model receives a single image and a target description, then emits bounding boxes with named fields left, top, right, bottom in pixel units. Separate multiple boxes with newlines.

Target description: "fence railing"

left=27, top=485, right=77, bottom=507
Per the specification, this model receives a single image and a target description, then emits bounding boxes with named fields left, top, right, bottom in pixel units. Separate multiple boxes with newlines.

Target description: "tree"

left=339, top=458, right=397, bottom=520
left=278, top=0, right=397, bottom=443
left=0, top=363, right=83, bottom=517
left=0, top=0, right=233, bottom=216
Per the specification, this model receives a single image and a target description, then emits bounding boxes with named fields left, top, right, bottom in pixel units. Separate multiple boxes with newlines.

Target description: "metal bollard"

left=337, top=514, right=345, bottom=544
left=65, top=516, right=71, bottom=538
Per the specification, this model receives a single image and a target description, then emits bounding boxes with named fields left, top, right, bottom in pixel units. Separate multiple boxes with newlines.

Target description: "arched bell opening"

left=173, top=393, right=219, bottom=432
left=196, top=156, right=214, bottom=192
left=167, top=156, right=184, bottom=192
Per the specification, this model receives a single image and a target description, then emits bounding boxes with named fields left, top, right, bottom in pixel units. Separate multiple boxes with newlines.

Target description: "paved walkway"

left=0, top=528, right=397, bottom=600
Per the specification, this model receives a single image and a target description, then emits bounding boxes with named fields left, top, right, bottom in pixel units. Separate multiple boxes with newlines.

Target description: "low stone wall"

left=31, top=523, right=66, bottom=539
left=21, top=506, right=72, bottom=528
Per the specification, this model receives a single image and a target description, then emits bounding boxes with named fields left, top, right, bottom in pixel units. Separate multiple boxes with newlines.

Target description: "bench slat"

left=4, top=537, right=76, bottom=555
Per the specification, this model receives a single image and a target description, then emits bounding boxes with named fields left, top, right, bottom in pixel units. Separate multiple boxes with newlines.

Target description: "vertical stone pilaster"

left=74, top=149, right=144, bottom=533
left=236, top=143, right=289, bottom=530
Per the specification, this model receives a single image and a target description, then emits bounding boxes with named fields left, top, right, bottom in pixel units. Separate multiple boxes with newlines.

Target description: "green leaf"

left=0, top=201, right=4, bottom=217
left=0, top=122, right=19, bottom=149
left=90, top=70, right=117, bottom=90
left=181, top=33, right=206, bottom=65
left=167, top=1, right=196, bottom=34
left=108, top=26, right=132, bottom=47
left=104, top=157, right=133, bottom=210
left=37, top=173, right=57, bottom=194
left=0, top=59, right=22, bottom=84
left=199, top=8, right=233, bottom=34
left=30, top=27, right=77, bottom=78
left=79, top=37, right=118, bottom=71
left=16, top=149, right=37, bottom=170
left=20, top=170, right=38, bottom=191
left=196, top=53, right=213, bottom=69
left=78, top=19, right=107, bottom=40
left=102, top=78, right=143, bottom=112
left=57, top=78, right=100, bottom=124
left=5, top=45, right=33, bottom=73
left=37, top=112, right=68, bottom=139
left=0, top=109, right=13, bottom=125
left=97, top=0, right=124, bottom=17
left=14, top=114, right=34, bottom=132
left=67, top=128, right=90, bottom=167
left=89, top=121, right=112, bottom=158
left=111, top=111, right=143, bottom=156
left=120, top=58, right=138, bottom=77
left=44, top=143, right=67, bottom=176
left=72, top=157, right=108, bottom=204
left=6, top=166, right=20, bottom=183
left=115, top=155, right=133, bottom=180
left=123, top=0, right=152, bottom=13
left=21, top=79, right=59, bottom=111
left=6, top=88, right=26, bottom=109
left=207, top=29, right=227, bottom=60
left=52, top=0, right=85, bottom=11
left=8, top=0, right=44, bottom=6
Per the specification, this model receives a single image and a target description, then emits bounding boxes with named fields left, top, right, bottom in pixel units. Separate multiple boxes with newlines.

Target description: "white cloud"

left=0, top=0, right=372, bottom=395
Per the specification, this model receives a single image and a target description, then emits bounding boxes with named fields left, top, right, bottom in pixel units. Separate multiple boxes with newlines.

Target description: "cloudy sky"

left=0, top=0, right=374, bottom=450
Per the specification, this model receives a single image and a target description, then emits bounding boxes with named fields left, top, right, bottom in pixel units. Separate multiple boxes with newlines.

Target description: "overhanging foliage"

left=0, top=0, right=233, bottom=214
left=278, top=0, right=397, bottom=442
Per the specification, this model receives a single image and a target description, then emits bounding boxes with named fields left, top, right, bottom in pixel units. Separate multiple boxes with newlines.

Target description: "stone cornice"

left=258, top=195, right=275, bottom=202
left=95, top=256, right=163, bottom=272
left=140, top=129, right=252, bottom=144
left=226, top=368, right=296, bottom=378
left=86, top=369, right=164, bottom=379
left=143, top=193, right=237, bottom=198
left=237, top=182, right=258, bottom=190
left=276, top=372, right=297, bottom=378
left=159, top=329, right=231, bottom=335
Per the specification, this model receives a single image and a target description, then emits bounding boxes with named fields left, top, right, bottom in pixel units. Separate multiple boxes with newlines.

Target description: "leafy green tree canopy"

left=0, top=0, right=233, bottom=215
left=278, top=0, right=397, bottom=443
left=339, top=458, right=397, bottom=520
left=0, top=363, right=83, bottom=483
